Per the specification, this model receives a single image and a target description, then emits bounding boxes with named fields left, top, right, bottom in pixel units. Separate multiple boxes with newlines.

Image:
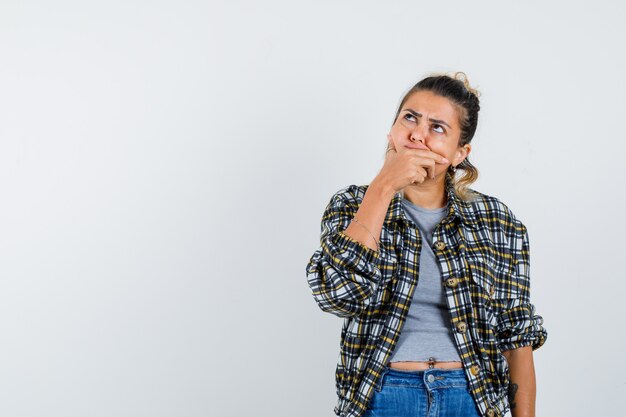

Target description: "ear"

left=454, top=144, right=471, bottom=166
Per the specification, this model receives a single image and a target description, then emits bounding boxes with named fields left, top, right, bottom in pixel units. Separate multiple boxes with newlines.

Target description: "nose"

left=407, top=119, right=429, bottom=143
left=409, top=127, right=427, bottom=143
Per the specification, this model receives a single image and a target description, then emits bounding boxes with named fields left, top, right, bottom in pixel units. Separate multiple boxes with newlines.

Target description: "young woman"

left=306, top=72, right=548, bottom=417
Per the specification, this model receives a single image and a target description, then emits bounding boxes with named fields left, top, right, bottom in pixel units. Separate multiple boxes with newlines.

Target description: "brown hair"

left=389, top=71, right=481, bottom=201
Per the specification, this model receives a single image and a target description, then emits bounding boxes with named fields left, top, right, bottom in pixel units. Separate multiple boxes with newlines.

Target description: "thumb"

left=387, top=133, right=401, bottom=154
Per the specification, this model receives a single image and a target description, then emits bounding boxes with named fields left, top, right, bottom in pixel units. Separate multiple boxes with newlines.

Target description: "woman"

left=305, top=72, right=547, bottom=417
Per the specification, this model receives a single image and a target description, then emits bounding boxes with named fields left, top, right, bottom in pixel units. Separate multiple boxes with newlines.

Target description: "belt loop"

left=376, top=365, right=391, bottom=392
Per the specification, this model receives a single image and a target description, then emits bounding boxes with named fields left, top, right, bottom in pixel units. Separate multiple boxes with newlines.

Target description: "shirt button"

left=456, top=321, right=467, bottom=333
left=427, top=374, right=435, bottom=382
left=486, top=408, right=495, bottom=417
left=470, top=364, right=481, bottom=375
left=445, top=278, right=458, bottom=288
left=489, top=286, right=495, bottom=296
left=434, top=240, right=446, bottom=250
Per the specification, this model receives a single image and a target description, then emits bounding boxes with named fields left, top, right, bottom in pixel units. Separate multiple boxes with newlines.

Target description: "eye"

left=403, top=113, right=417, bottom=123
left=432, top=124, right=446, bottom=134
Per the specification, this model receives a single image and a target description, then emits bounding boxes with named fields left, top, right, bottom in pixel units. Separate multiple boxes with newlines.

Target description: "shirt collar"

left=382, top=174, right=479, bottom=229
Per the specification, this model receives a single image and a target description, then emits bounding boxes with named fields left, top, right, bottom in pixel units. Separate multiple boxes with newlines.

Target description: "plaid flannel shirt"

left=305, top=175, right=548, bottom=417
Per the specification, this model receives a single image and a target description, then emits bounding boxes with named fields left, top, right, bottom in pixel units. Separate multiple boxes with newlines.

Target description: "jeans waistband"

left=375, top=365, right=469, bottom=392
left=383, top=365, right=466, bottom=375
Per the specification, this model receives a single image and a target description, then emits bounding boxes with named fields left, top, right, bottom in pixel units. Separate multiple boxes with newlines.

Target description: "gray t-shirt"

left=386, top=197, right=462, bottom=363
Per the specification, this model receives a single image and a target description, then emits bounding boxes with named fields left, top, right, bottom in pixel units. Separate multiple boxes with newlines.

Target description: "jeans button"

left=427, top=374, right=435, bottom=383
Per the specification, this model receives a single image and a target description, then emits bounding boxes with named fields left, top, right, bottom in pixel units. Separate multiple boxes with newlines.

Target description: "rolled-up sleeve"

left=496, top=221, right=548, bottom=352
left=305, top=188, right=382, bottom=318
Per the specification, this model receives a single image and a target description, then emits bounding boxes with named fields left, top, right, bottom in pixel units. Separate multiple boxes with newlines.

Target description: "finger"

left=418, top=156, right=440, bottom=179
left=408, top=154, right=437, bottom=179
left=420, top=160, right=433, bottom=180
left=426, top=161, right=435, bottom=179
left=401, top=144, right=446, bottom=164
left=414, top=167, right=428, bottom=183
left=384, top=136, right=395, bottom=162
left=423, top=151, right=449, bottom=168
left=386, top=134, right=395, bottom=153
left=387, top=133, right=405, bottom=154
left=418, top=150, right=448, bottom=165
left=435, top=153, right=450, bottom=165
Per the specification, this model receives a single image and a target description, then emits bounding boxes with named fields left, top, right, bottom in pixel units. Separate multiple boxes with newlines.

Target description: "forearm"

left=305, top=181, right=394, bottom=318
left=341, top=179, right=395, bottom=252
left=502, top=346, right=536, bottom=417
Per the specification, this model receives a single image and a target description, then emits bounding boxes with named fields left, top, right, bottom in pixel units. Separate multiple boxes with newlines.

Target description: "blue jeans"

left=362, top=366, right=482, bottom=417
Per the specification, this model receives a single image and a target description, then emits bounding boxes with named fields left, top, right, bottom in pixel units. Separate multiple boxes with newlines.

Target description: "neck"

left=401, top=177, right=448, bottom=209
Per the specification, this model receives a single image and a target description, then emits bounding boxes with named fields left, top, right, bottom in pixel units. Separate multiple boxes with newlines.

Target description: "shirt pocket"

left=465, top=254, right=517, bottom=346
left=465, top=255, right=519, bottom=301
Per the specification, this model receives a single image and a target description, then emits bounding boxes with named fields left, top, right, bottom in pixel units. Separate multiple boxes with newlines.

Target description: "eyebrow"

left=403, top=108, right=452, bottom=129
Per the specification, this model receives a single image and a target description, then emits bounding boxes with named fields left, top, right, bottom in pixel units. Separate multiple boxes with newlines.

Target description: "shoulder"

left=328, top=184, right=527, bottom=229
left=465, top=187, right=526, bottom=232
left=326, top=184, right=369, bottom=207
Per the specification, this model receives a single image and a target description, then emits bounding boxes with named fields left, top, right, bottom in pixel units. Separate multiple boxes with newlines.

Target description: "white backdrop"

left=1, top=1, right=624, bottom=416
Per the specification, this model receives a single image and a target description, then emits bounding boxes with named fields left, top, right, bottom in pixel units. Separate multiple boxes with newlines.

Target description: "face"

left=389, top=90, right=471, bottom=177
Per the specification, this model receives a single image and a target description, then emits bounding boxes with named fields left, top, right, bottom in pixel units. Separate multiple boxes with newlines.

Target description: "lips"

left=405, top=145, right=430, bottom=151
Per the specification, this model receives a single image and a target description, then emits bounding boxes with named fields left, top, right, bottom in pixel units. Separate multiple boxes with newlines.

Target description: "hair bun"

left=452, top=71, right=481, bottom=98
